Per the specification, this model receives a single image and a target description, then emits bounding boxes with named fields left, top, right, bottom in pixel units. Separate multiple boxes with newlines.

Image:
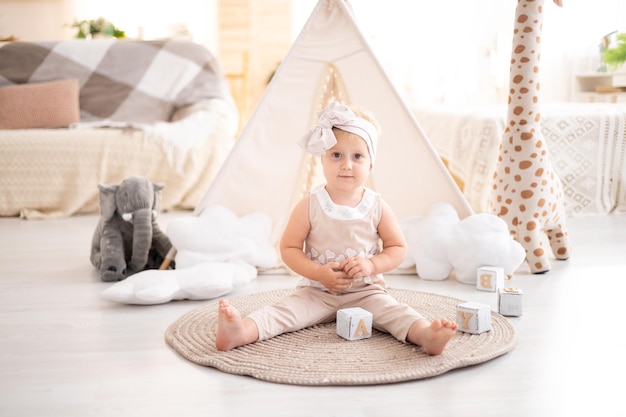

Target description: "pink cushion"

left=0, top=79, right=80, bottom=129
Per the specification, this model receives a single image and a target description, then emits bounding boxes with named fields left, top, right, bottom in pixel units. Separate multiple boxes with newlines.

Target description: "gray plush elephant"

left=90, top=176, right=173, bottom=282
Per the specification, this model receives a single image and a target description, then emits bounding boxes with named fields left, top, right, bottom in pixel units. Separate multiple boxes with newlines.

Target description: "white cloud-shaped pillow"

left=101, top=206, right=278, bottom=305
left=101, top=262, right=254, bottom=305
left=400, top=202, right=459, bottom=280
left=401, top=202, right=526, bottom=284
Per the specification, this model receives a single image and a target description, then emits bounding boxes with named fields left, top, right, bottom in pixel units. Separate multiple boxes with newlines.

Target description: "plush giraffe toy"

left=490, top=0, right=571, bottom=274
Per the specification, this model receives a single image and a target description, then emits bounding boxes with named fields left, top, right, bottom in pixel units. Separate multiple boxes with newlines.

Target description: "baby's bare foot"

left=215, top=299, right=245, bottom=351
left=417, top=318, right=458, bottom=356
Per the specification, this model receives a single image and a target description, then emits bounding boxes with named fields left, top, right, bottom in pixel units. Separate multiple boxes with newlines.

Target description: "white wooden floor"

left=1, top=211, right=625, bottom=417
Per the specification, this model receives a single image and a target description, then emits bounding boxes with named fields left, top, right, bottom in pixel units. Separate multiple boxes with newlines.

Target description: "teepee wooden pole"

left=159, top=247, right=176, bottom=270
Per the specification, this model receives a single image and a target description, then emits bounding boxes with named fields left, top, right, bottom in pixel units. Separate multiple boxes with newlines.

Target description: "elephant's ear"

left=151, top=183, right=165, bottom=211
left=98, top=184, right=119, bottom=220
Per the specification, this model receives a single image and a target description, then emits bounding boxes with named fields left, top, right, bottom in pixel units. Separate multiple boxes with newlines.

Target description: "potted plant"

left=603, top=32, right=626, bottom=72
left=70, top=17, right=126, bottom=39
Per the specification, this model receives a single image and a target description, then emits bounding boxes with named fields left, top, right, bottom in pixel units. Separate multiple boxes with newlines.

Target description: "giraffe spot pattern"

left=490, top=0, right=571, bottom=273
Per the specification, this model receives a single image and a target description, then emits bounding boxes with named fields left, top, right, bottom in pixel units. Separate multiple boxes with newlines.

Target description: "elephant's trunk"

left=128, top=207, right=153, bottom=272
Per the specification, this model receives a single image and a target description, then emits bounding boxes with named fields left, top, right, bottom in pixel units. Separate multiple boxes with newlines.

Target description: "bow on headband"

left=298, top=102, right=378, bottom=164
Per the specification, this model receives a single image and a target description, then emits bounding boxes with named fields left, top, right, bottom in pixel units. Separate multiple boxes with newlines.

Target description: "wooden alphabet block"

left=476, top=266, right=504, bottom=292
left=336, top=307, right=372, bottom=341
left=498, top=287, right=523, bottom=317
left=456, top=302, right=491, bottom=334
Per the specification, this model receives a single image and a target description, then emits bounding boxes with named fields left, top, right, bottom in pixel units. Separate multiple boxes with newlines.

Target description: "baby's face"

left=322, top=129, right=372, bottom=190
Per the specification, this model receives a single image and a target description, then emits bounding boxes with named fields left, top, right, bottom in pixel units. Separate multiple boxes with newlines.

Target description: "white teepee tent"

left=195, top=0, right=472, bottom=251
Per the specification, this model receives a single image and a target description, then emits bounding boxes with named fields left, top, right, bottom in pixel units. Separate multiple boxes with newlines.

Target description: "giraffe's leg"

left=546, top=227, right=571, bottom=261
left=517, top=229, right=552, bottom=274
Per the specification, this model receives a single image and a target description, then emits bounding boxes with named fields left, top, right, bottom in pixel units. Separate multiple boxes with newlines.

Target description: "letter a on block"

left=354, top=319, right=370, bottom=338
left=479, top=274, right=492, bottom=289
left=459, top=311, right=473, bottom=330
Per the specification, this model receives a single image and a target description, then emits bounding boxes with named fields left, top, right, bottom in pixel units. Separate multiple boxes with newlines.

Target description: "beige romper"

left=247, top=185, right=425, bottom=342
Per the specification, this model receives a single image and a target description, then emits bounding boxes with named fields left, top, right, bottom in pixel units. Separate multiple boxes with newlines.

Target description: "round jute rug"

left=165, top=288, right=516, bottom=386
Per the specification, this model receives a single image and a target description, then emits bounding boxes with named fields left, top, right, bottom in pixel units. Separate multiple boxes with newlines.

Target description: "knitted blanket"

left=415, top=102, right=626, bottom=215
left=0, top=39, right=231, bottom=123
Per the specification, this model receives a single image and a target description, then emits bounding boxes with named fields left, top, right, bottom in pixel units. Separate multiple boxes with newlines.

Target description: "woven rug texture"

left=165, top=288, right=516, bottom=385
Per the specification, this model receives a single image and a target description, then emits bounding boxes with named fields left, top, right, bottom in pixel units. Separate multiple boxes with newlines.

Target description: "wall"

left=217, top=0, right=291, bottom=124
left=293, top=0, right=626, bottom=104
left=71, top=0, right=218, bottom=52
left=0, top=0, right=216, bottom=48
left=0, top=0, right=75, bottom=41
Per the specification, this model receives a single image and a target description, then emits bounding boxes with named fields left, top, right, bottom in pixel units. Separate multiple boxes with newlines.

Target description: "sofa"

left=0, top=39, right=238, bottom=218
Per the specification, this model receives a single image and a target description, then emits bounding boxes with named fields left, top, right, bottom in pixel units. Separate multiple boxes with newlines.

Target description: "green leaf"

left=603, top=32, right=626, bottom=70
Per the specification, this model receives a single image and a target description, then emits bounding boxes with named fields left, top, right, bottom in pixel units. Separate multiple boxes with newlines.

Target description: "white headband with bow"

left=298, top=102, right=378, bottom=164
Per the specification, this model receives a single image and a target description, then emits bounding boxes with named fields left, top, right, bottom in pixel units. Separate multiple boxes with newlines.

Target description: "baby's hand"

left=340, top=256, right=374, bottom=279
left=312, top=262, right=354, bottom=293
